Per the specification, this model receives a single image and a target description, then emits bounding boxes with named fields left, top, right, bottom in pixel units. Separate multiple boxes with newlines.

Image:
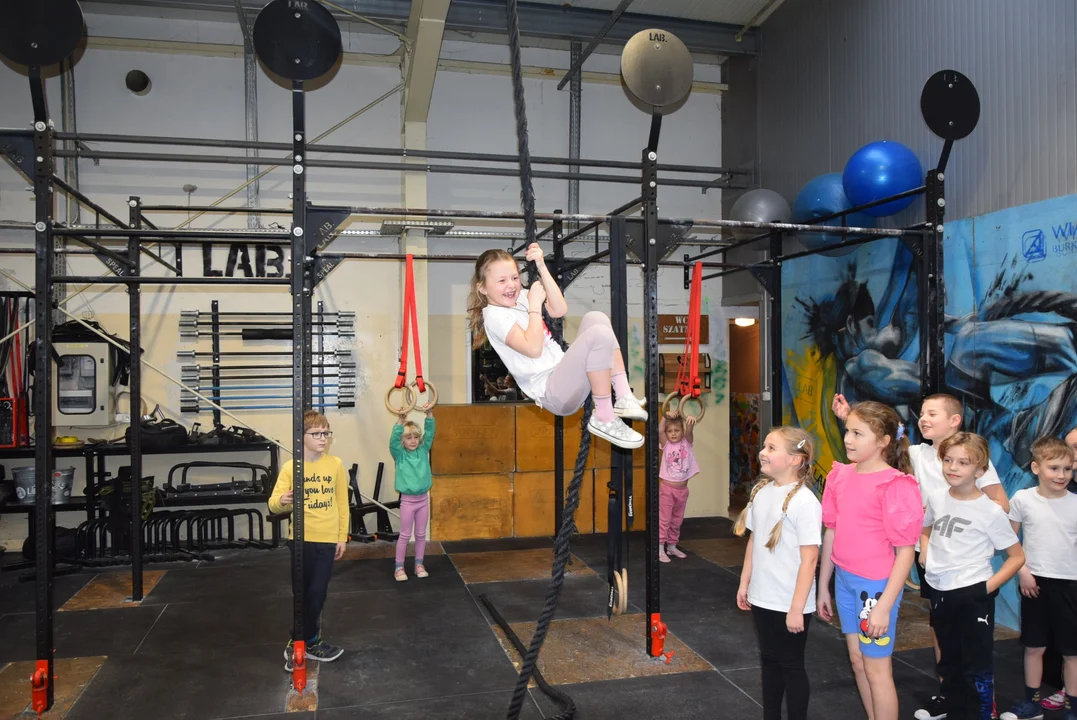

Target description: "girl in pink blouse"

left=817, top=401, right=924, bottom=720
left=658, top=410, right=699, bottom=563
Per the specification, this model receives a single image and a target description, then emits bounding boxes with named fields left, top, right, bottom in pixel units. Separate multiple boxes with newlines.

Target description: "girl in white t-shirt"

left=734, top=427, right=822, bottom=720
left=467, top=245, right=646, bottom=449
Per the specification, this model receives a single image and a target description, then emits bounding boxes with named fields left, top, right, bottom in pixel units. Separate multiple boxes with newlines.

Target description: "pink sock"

left=611, top=372, right=633, bottom=399
left=593, top=394, right=614, bottom=423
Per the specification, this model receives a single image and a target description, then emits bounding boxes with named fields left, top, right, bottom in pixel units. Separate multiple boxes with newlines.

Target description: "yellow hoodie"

left=267, top=454, right=349, bottom=544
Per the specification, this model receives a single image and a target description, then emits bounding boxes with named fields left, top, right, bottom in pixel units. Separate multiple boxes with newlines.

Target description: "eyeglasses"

left=306, top=431, right=333, bottom=439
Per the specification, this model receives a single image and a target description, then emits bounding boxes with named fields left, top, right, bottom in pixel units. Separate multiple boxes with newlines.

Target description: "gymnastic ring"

left=385, top=385, right=416, bottom=415
left=678, top=394, right=706, bottom=423
left=619, top=567, right=629, bottom=615
left=613, top=569, right=627, bottom=616
left=410, top=379, right=438, bottom=411
left=660, top=393, right=681, bottom=417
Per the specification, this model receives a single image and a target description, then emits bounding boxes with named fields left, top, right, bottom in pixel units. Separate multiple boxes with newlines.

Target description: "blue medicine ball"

left=791, top=172, right=876, bottom=257
left=842, top=141, right=923, bottom=217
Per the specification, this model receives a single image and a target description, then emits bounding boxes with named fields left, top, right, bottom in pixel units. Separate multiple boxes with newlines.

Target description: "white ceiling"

left=521, top=0, right=780, bottom=26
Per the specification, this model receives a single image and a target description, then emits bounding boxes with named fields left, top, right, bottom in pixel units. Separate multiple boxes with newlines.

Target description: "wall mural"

left=780, top=193, right=1077, bottom=630
left=730, top=392, right=761, bottom=495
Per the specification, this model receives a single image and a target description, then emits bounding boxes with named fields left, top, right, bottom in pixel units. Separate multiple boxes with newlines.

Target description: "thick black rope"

left=479, top=594, right=577, bottom=719
left=498, top=3, right=585, bottom=718
left=505, top=397, right=592, bottom=720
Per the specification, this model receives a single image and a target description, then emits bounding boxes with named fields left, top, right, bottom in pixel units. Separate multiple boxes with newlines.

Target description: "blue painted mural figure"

left=795, top=246, right=1077, bottom=491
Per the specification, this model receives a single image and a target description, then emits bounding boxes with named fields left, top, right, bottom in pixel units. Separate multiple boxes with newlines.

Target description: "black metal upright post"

left=317, top=300, right=325, bottom=414
left=768, top=232, right=783, bottom=428
left=290, top=79, right=311, bottom=678
left=609, top=215, right=631, bottom=616
left=642, top=124, right=662, bottom=655
left=128, top=197, right=144, bottom=601
left=211, top=300, right=222, bottom=426
left=30, top=72, right=57, bottom=714
left=551, top=211, right=565, bottom=537
left=921, top=160, right=948, bottom=397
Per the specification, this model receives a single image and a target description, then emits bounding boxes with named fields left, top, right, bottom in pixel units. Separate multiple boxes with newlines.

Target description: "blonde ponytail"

left=733, top=477, right=773, bottom=537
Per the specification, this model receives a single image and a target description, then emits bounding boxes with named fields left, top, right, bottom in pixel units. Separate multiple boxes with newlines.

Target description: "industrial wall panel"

left=756, top=0, right=1077, bottom=222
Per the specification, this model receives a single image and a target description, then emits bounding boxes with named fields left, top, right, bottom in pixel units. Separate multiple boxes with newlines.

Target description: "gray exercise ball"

left=729, top=189, right=792, bottom=241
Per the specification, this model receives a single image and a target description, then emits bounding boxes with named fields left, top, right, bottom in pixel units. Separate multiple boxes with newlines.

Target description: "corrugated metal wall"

left=758, top=0, right=1077, bottom=222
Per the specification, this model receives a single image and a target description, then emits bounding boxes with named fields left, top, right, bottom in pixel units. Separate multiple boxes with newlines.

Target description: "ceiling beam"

left=403, top=0, right=450, bottom=123
left=84, top=0, right=758, bottom=56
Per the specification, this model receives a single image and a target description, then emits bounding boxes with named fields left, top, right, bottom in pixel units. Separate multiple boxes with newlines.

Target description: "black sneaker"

left=915, top=696, right=948, bottom=720
left=306, top=639, right=344, bottom=663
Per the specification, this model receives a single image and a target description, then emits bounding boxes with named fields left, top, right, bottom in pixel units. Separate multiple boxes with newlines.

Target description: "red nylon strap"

left=675, top=262, right=703, bottom=398
left=395, top=255, right=426, bottom=392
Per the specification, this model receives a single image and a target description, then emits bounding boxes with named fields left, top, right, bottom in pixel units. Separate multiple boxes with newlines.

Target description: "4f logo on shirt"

left=933, top=514, right=972, bottom=538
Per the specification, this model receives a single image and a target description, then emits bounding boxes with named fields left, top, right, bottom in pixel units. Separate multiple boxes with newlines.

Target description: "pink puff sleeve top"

left=821, top=462, right=924, bottom=581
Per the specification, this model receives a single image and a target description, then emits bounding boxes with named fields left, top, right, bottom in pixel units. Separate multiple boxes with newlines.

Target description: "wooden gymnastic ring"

left=660, top=393, right=680, bottom=417
left=410, top=379, right=438, bottom=411
left=613, top=569, right=627, bottom=616
left=385, top=385, right=416, bottom=415
left=619, top=567, right=629, bottom=615
left=678, top=394, right=706, bottom=423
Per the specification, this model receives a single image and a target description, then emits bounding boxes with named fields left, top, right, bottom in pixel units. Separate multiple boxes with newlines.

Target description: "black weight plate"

left=253, top=0, right=342, bottom=82
left=921, top=70, right=980, bottom=140
left=620, top=29, right=693, bottom=114
left=0, top=0, right=85, bottom=67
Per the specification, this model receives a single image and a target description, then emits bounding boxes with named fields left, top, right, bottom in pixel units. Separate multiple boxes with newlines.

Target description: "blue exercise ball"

left=842, top=141, right=923, bottom=217
left=791, top=173, right=876, bottom=257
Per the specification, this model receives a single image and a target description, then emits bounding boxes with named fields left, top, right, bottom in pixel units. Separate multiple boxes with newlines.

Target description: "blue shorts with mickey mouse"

left=835, top=566, right=903, bottom=658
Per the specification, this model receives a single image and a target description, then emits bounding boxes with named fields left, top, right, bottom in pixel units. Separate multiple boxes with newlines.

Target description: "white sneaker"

left=659, top=548, right=670, bottom=563
left=588, top=415, right=644, bottom=449
left=613, top=395, right=648, bottom=421
left=667, top=545, right=687, bottom=559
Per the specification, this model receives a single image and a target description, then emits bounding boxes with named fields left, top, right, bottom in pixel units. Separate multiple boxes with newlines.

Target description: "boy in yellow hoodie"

left=268, top=410, right=348, bottom=670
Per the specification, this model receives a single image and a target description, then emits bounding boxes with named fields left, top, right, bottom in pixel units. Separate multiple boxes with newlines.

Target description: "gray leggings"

left=539, top=311, right=619, bottom=415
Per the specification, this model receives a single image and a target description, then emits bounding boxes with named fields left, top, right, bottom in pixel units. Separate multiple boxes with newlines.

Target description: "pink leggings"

left=395, top=493, right=429, bottom=566
left=540, top=311, right=620, bottom=415
left=659, top=481, right=689, bottom=545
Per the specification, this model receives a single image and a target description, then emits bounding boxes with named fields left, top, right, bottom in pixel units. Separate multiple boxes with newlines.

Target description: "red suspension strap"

left=385, top=255, right=438, bottom=414
left=663, top=262, right=705, bottom=422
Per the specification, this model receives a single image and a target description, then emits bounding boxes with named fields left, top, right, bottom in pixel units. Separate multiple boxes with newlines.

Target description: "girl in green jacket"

left=390, top=409, right=435, bottom=581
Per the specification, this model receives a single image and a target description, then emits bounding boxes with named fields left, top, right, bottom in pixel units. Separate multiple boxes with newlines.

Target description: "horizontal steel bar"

left=183, top=384, right=343, bottom=391
left=54, top=275, right=291, bottom=285
left=52, top=227, right=289, bottom=240
left=54, top=131, right=745, bottom=176
left=53, top=149, right=730, bottom=188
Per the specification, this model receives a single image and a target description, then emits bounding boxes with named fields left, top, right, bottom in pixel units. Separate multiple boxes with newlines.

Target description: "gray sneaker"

left=588, top=415, right=644, bottom=449
left=306, top=639, right=344, bottom=663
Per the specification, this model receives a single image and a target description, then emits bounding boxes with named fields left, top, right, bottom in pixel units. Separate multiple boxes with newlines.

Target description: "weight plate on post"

left=253, top=0, right=342, bottom=82
left=0, top=0, right=85, bottom=68
left=620, top=29, right=694, bottom=115
left=921, top=70, right=980, bottom=140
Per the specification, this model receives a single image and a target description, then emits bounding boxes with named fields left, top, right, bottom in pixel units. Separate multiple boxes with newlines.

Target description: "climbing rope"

left=491, top=2, right=583, bottom=719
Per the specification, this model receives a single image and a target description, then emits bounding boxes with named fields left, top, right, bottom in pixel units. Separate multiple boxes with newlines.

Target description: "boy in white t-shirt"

left=920, top=432, right=1025, bottom=720
left=833, top=392, right=1011, bottom=720
left=1001, top=436, right=1077, bottom=720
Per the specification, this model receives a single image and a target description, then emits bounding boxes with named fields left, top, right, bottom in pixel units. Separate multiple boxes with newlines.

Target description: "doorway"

left=728, top=311, right=761, bottom=518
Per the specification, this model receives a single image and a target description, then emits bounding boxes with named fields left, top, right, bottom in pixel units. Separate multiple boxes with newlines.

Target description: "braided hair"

left=734, top=427, right=815, bottom=551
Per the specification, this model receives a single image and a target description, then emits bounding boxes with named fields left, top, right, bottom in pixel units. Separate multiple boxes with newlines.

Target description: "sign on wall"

left=657, top=314, right=709, bottom=345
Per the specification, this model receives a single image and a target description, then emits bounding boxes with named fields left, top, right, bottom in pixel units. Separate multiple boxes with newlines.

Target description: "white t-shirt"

left=923, top=489, right=1019, bottom=592
left=482, top=294, right=565, bottom=402
left=1008, top=488, right=1077, bottom=580
left=746, top=481, right=822, bottom=614
left=910, top=442, right=1002, bottom=551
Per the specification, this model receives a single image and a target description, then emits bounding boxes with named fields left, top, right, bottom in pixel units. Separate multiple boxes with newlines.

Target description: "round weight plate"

left=253, top=0, right=342, bottom=82
left=620, top=29, right=694, bottom=114
left=921, top=70, right=980, bottom=140
left=0, top=0, right=85, bottom=68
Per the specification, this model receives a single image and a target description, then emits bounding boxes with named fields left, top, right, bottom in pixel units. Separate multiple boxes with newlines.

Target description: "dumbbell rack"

left=178, top=300, right=357, bottom=421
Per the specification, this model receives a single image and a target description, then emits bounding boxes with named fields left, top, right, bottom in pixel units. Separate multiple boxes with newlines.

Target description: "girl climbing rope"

left=467, top=243, right=647, bottom=449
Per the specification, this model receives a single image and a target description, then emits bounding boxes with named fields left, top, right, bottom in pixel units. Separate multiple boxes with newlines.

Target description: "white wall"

left=0, top=9, right=728, bottom=549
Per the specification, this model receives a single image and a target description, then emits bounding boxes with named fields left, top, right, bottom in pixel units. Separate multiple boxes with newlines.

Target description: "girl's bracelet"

left=529, top=311, right=541, bottom=315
